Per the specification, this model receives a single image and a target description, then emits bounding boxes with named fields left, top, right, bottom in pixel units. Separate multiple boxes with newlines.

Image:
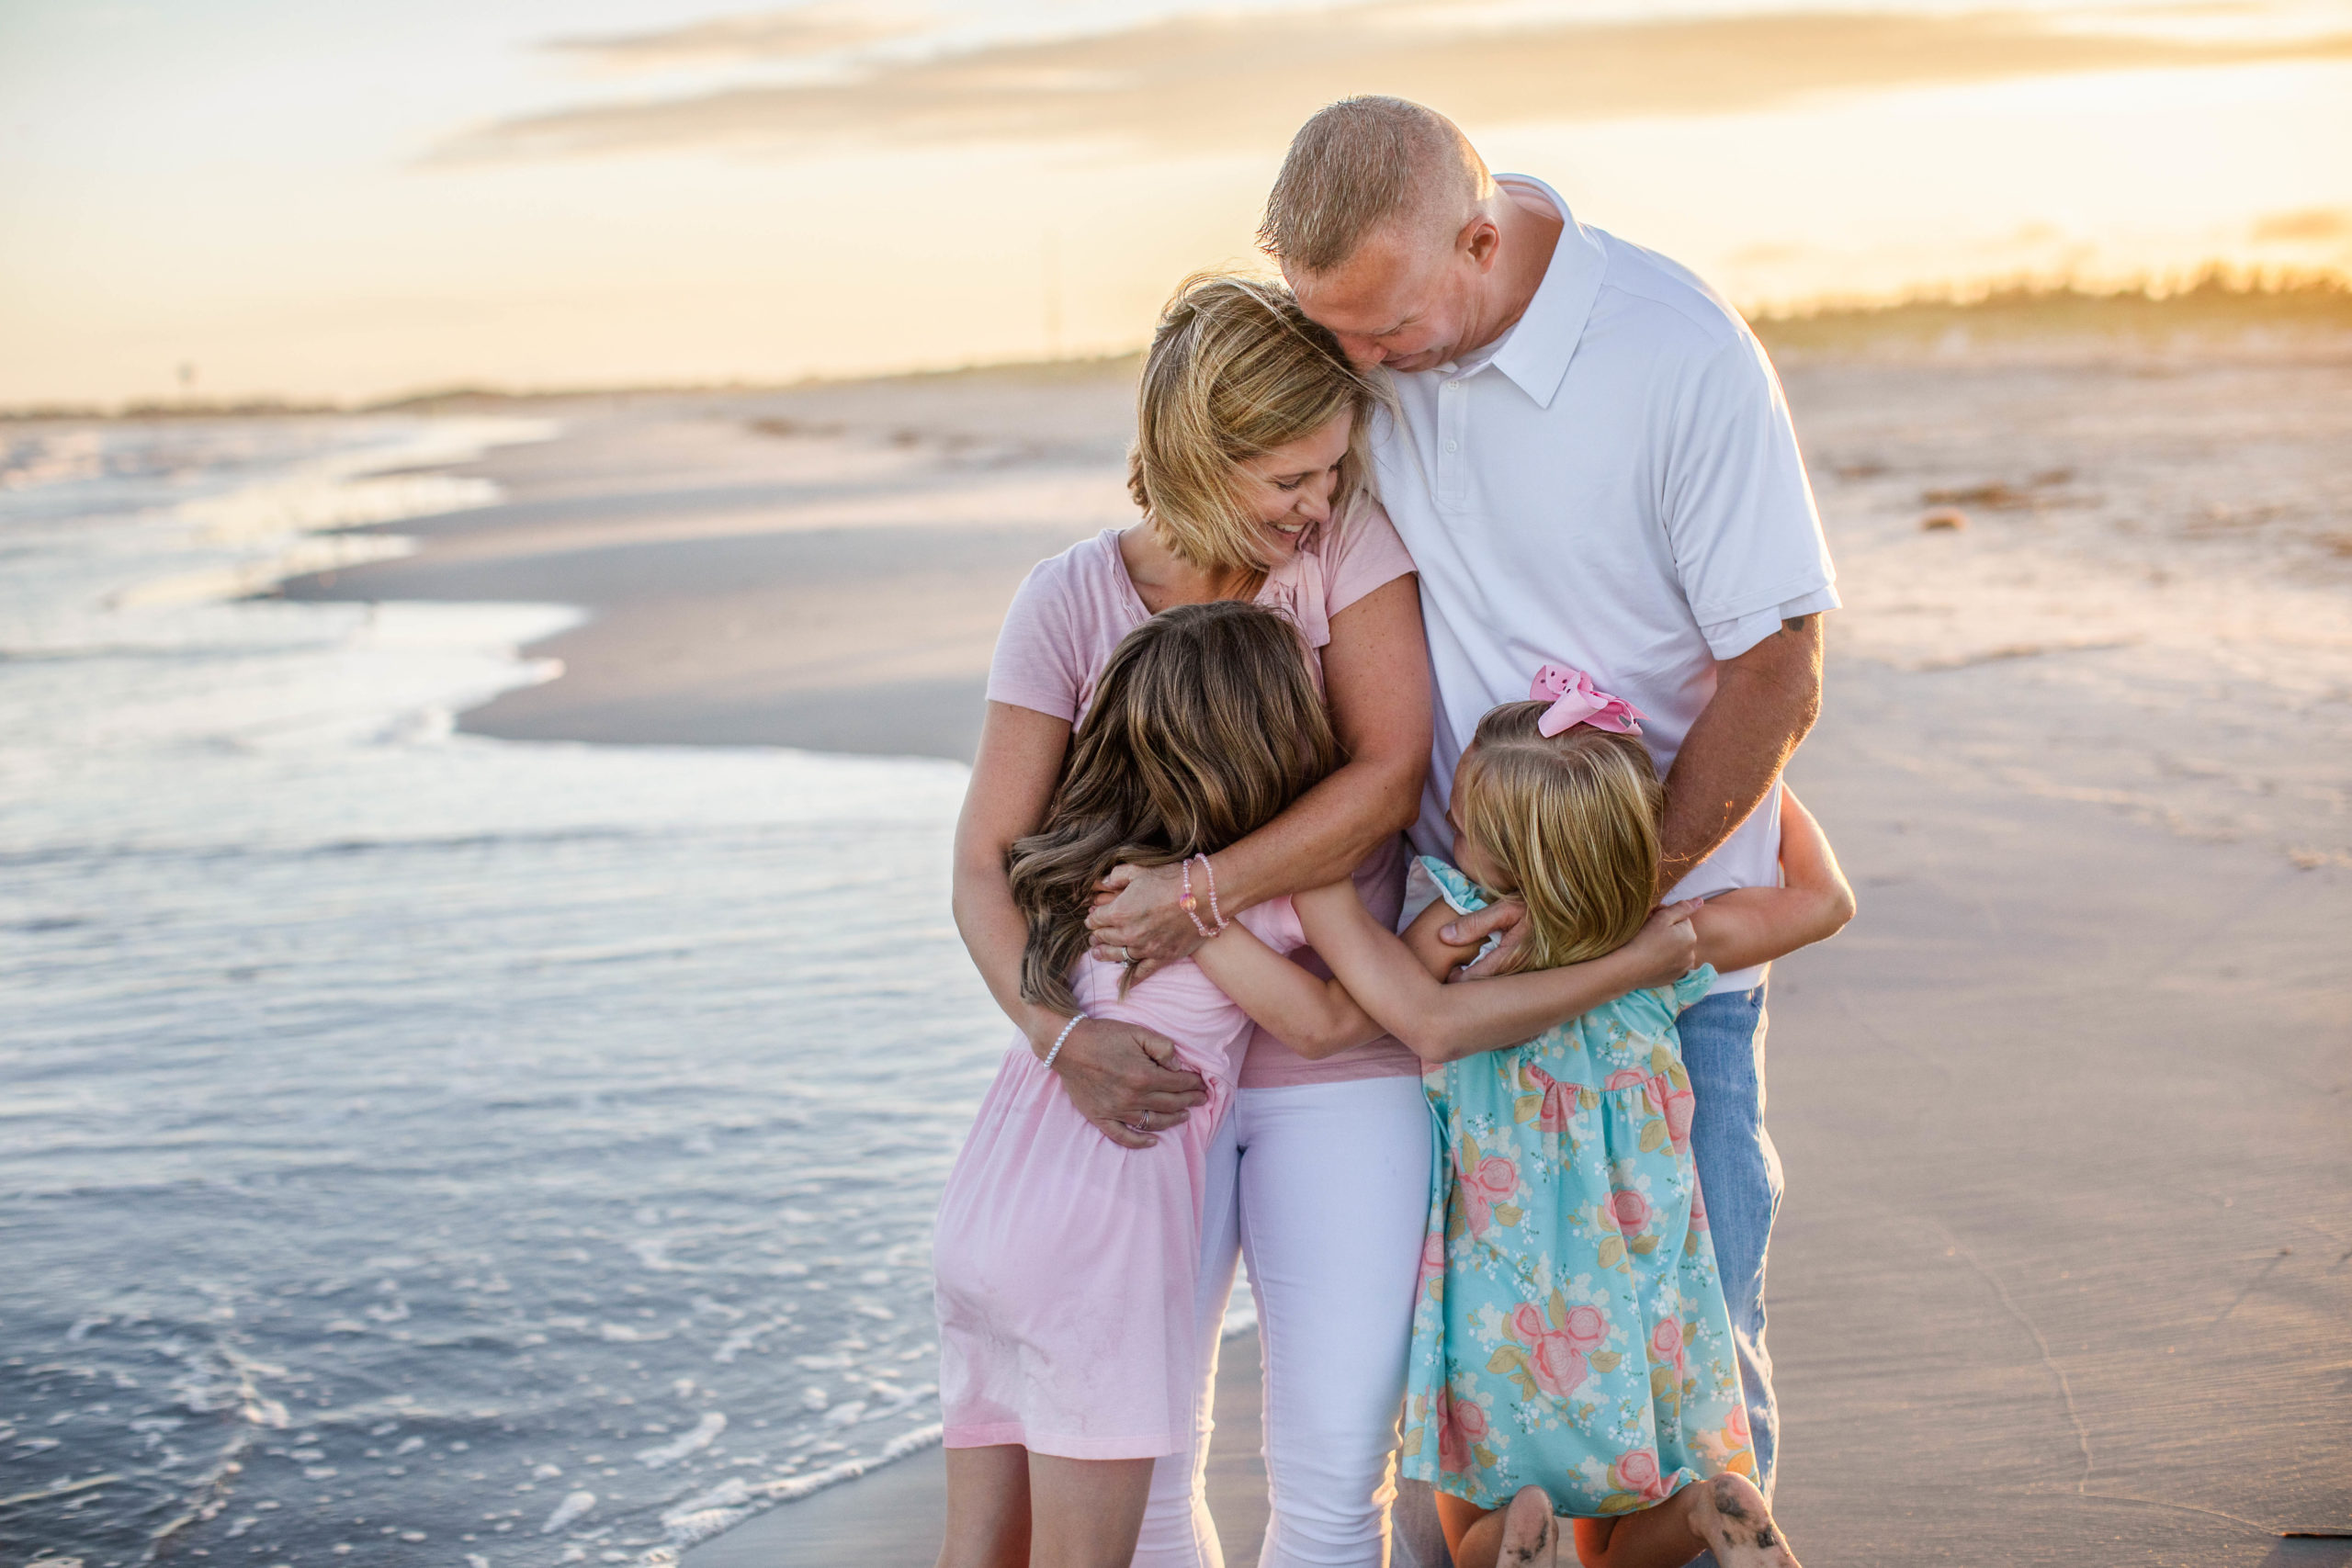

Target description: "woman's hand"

left=1085, top=863, right=1211, bottom=976
left=1042, top=1016, right=1210, bottom=1149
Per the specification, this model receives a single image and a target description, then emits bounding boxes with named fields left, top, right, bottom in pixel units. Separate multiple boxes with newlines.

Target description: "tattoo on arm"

left=1781, top=614, right=1816, bottom=634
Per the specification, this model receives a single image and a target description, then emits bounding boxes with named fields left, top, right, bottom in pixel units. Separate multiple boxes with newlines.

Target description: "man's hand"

left=1040, top=1016, right=1208, bottom=1149
left=1441, top=898, right=1526, bottom=979
left=1441, top=897, right=1701, bottom=986
left=1086, top=863, right=1210, bottom=979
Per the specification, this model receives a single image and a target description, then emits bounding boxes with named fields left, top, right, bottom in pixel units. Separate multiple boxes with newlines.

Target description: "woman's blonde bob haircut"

left=1128, top=273, right=1380, bottom=576
left=1455, top=702, right=1664, bottom=973
left=1008, top=601, right=1340, bottom=1014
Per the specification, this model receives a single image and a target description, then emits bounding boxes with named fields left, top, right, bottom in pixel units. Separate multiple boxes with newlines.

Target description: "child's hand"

left=1625, top=900, right=1702, bottom=988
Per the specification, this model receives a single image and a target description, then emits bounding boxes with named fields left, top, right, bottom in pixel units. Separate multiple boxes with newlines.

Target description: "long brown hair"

left=1127, top=273, right=1380, bottom=576
left=1454, top=702, right=1663, bottom=973
left=1010, top=601, right=1339, bottom=1012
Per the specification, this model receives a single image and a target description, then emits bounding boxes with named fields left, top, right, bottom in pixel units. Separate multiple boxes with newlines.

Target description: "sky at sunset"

left=4, top=0, right=2348, bottom=406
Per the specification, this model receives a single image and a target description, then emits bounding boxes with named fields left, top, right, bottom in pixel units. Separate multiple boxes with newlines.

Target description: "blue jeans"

left=1678, top=981, right=1781, bottom=1501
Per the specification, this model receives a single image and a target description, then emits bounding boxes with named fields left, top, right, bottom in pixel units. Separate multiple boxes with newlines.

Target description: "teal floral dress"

left=1399, top=858, right=1758, bottom=1516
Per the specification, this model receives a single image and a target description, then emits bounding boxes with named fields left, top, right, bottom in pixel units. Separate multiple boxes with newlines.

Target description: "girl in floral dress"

left=1192, top=671, right=1854, bottom=1568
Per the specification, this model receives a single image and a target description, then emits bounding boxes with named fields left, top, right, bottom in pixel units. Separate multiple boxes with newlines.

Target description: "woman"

left=949, top=273, right=1434, bottom=1567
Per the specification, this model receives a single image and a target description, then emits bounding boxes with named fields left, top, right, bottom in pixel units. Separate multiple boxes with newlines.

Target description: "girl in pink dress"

left=933, top=600, right=1337, bottom=1566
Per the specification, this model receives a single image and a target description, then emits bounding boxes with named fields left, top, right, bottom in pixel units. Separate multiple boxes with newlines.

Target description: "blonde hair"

left=1009, top=601, right=1340, bottom=1014
left=1453, top=702, right=1662, bottom=973
left=1258, top=96, right=1492, bottom=274
left=1128, top=273, right=1378, bottom=576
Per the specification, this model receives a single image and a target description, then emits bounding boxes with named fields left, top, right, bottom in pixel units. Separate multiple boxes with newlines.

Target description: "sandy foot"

left=1690, top=1474, right=1804, bottom=1568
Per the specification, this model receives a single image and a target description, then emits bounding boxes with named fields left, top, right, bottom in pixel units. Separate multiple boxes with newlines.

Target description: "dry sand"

left=282, top=343, right=2352, bottom=1566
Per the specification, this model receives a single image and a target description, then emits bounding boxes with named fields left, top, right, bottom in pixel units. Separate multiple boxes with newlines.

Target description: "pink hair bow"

left=1530, top=663, right=1645, bottom=738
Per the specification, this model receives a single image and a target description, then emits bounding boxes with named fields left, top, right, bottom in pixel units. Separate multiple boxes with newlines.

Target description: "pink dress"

left=933, top=897, right=1307, bottom=1459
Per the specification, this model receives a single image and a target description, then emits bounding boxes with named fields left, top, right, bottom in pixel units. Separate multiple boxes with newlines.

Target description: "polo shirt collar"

left=1482, top=175, right=1606, bottom=411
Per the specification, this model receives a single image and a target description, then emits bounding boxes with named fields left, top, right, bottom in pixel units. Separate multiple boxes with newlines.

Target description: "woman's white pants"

left=1132, top=1074, right=1434, bottom=1568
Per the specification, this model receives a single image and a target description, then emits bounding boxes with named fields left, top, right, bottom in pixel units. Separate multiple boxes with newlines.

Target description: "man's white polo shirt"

left=1373, top=175, right=1838, bottom=994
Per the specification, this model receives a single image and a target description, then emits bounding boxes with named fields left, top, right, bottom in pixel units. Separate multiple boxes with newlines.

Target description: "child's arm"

left=1688, top=786, right=1856, bottom=975
left=1292, top=883, right=1701, bottom=1065
left=1190, top=910, right=1386, bottom=1060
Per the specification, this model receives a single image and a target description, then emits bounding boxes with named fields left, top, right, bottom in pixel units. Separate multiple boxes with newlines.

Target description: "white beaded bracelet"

left=1044, top=1014, right=1086, bottom=1071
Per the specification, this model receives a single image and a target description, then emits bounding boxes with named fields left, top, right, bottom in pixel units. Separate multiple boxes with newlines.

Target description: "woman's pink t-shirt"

left=987, top=501, right=1422, bottom=1087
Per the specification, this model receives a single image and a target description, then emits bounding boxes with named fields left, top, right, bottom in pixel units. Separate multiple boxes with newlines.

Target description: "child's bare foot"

left=1498, top=1484, right=1559, bottom=1566
left=1687, top=1474, right=1801, bottom=1568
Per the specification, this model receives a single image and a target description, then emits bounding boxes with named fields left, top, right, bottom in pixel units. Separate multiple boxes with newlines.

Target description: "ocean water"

left=0, top=418, right=1003, bottom=1561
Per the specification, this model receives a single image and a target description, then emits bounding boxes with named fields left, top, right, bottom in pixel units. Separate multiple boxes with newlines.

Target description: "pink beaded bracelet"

left=1179, top=858, right=1213, bottom=938
left=1180, top=854, right=1228, bottom=939
left=1196, top=853, right=1226, bottom=931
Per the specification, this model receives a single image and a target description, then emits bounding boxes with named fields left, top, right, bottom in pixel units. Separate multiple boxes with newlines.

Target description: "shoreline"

left=280, top=367, right=1141, bottom=763
left=15, top=275, right=2350, bottom=423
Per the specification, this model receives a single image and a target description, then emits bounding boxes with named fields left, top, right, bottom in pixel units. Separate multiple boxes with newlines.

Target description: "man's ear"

left=1463, top=215, right=1502, bottom=272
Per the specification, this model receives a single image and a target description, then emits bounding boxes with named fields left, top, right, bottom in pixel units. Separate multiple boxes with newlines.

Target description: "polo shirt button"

left=1444, top=440, right=1458, bottom=454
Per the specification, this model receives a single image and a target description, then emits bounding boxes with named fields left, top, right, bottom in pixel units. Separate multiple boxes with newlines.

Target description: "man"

left=1263, top=96, right=1838, bottom=1506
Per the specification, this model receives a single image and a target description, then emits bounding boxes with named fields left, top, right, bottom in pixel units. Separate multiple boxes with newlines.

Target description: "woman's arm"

left=1283, top=884, right=1702, bottom=1065
left=952, top=700, right=1210, bottom=1149
left=1085, top=575, right=1432, bottom=967
left=1688, top=786, right=1856, bottom=974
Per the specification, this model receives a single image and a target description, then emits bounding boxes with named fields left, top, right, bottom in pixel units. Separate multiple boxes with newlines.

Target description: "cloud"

left=2252, top=207, right=2352, bottom=243
left=442, top=5, right=2352, bottom=164
left=545, top=4, right=927, bottom=72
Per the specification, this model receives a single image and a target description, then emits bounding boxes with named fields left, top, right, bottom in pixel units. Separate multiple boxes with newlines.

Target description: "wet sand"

left=282, top=346, right=2352, bottom=1565
left=288, top=368, right=1141, bottom=760
left=684, top=1335, right=1275, bottom=1568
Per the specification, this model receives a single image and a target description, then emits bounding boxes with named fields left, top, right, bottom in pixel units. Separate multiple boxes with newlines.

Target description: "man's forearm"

left=1657, top=616, right=1824, bottom=891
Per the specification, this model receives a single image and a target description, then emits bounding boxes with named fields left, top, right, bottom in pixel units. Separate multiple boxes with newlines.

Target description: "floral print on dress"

left=1398, top=857, right=1757, bottom=1515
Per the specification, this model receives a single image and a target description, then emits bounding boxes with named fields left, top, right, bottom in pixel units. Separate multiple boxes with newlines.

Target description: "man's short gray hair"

left=1257, top=96, right=1489, bottom=274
